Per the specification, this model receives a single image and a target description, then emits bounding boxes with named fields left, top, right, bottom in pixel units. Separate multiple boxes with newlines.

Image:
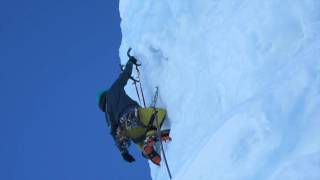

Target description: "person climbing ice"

left=98, top=49, right=171, bottom=166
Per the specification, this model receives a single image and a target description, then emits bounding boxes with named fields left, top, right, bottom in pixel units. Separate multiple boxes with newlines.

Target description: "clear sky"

left=0, top=0, right=151, bottom=179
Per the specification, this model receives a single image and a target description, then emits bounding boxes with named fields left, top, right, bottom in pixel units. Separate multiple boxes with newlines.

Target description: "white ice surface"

left=119, top=0, right=320, bottom=179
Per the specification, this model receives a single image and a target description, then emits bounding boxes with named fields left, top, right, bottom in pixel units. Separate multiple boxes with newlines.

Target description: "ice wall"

left=119, top=0, right=320, bottom=179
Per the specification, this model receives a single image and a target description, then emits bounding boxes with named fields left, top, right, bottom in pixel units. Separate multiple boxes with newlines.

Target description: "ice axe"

left=125, top=48, right=146, bottom=107
left=127, top=48, right=141, bottom=66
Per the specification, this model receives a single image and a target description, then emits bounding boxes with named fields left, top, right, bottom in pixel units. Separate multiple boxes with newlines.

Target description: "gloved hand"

left=128, top=56, right=138, bottom=65
left=121, top=152, right=135, bottom=163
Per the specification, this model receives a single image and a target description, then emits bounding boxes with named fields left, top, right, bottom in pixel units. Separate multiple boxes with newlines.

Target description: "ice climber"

left=98, top=52, right=171, bottom=166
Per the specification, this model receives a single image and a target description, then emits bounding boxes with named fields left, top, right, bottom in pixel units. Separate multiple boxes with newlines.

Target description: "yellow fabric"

left=124, top=108, right=166, bottom=143
left=138, top=108, right=166, bottom=127
left=124, top=126, right=146, bottom=140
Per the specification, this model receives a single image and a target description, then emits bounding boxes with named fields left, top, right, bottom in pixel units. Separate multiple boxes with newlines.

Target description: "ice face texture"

left=119, top=1, right=320, bottom=179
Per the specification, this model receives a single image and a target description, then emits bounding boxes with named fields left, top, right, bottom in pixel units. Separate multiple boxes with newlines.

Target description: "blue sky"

left=0, top=0, right=151, bottom=179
